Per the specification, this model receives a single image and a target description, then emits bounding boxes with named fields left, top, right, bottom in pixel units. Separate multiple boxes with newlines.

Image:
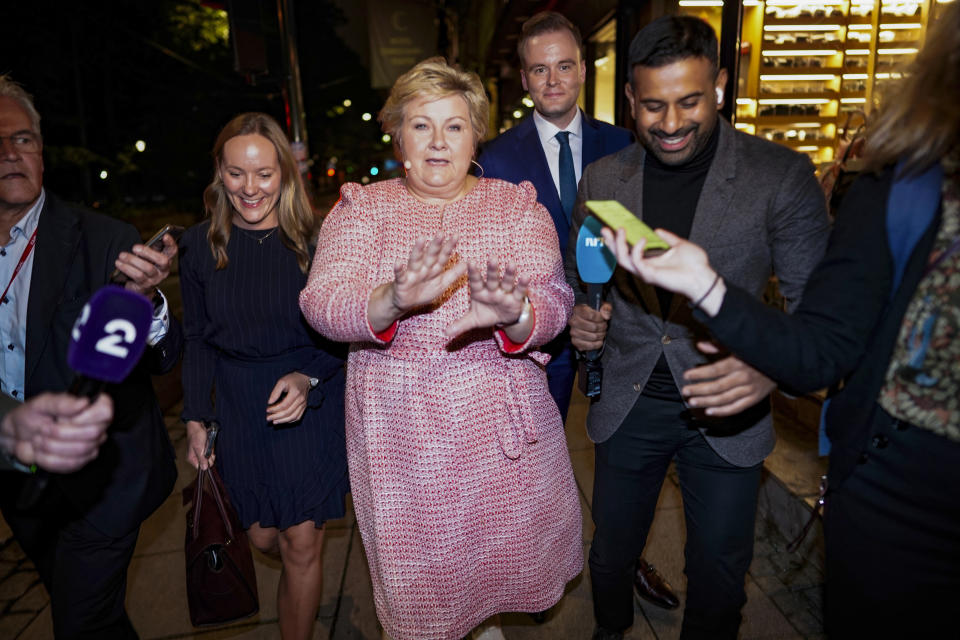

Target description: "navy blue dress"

left=179, top=221, right=348, bottom=529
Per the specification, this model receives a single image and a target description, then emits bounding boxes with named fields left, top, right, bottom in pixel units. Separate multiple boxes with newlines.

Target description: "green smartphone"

left=585, top=200, right=669, bottom=252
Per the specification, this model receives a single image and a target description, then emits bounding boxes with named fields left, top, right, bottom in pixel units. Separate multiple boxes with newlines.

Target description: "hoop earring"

left=471, top=158, right=484, bottom=179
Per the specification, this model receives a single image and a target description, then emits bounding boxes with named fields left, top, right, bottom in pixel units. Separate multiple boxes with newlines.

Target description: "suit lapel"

left=688, top=120, right=738, bottom=249
left=614, top=145, right=663, bottom=318
left=515, top=118, right=563, bottom=215
left=513, top=117, right=568, bottom=242
left=581, top=113, right=605, bottom=167
left=25, top=197, right=82, bottom=388
left=667, top=120, right=738, bottom=319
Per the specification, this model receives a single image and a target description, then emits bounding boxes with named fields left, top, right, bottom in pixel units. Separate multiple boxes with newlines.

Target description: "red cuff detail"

left=496, top=305, right=535, bottom=353
left=371, top=320, right=398, bottom=342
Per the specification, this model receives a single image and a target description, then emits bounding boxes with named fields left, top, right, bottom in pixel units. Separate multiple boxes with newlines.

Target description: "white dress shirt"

left=532, top=108, right=584, bottom=198
left=0, top=189, right=169, bottom=402
left=0, top=191, right=42, bottom=401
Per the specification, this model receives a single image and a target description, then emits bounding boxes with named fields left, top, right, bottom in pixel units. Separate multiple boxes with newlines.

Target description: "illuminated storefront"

left=485, top=0, right=953, bottom=170
left=677, top=0, right=954, bottom=166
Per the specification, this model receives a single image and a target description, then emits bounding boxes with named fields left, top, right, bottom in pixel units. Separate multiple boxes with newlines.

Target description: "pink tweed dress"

left=299, top=177, right=582, bottom=640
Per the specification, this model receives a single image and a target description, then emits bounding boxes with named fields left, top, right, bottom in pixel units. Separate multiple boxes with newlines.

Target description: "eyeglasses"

left=0, top=132, right=41, bottom=154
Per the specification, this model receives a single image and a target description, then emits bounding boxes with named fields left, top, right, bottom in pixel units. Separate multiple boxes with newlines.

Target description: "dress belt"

left=495, top=358, right=539, bottom=461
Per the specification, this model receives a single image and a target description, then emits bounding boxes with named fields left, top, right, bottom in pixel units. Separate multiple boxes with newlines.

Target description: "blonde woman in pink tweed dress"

left=299, top=57, right=582, bottom=640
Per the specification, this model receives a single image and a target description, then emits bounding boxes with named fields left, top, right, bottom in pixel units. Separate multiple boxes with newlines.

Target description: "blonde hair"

left=378, top=57, right=488, bottom=150
left=203, top=112, right=317, bottom=272
left=865, top=2, right=960, bottom=175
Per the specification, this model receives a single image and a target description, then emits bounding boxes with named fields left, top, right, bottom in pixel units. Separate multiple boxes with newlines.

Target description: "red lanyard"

left=0, top=227, right=38, bottom=305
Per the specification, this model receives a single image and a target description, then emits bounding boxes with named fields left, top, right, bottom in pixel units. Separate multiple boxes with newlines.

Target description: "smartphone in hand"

left=110, top=223, right=185, bottom=284
left=585, top=201, right=669, bottom=254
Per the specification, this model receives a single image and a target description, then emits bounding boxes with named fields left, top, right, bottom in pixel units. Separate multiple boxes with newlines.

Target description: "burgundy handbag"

left=182, top=465, right=259, bottom=627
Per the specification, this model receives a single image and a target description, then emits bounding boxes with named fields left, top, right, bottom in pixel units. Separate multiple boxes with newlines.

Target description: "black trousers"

left=589, top=394, right=762, bottom=639
left=0, top=474, right=140, bottom=640
left=825, top=412, right=960, bottom=638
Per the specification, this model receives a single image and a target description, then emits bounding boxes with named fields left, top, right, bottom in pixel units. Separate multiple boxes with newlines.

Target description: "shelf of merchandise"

left=731, top=0, right=952, bottom=170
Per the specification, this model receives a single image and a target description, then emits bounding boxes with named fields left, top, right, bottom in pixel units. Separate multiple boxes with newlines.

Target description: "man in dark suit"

left=478, top=11, right=678, bottom=613
left=566, top=17, right=830, bottom=640
left=0, top=75, right=181, bottom=638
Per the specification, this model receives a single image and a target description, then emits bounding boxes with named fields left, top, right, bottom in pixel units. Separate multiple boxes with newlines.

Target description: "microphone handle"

left=69, top=376, right=106, bottom=400
left=17, top=377, right=107, bottom=509
left=585, top=283, right=604, bottom=361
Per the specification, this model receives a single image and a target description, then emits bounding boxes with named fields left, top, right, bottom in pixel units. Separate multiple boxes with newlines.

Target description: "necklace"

left=236, top=226, right=278, bottom=245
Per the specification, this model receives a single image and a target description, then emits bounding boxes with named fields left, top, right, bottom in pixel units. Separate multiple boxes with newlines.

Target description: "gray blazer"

left=564, top=120, right=830, bottom=467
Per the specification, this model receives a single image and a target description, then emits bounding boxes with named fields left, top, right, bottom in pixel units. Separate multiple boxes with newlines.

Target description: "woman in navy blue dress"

left=180, top=112, right=348, bottom=640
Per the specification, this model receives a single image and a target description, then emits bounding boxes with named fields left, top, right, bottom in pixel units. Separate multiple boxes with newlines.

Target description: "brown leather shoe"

left=634, top=558, right=679, bottom=609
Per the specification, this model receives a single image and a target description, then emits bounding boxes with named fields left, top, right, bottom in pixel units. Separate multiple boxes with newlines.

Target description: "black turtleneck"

left=641, top=122, right=720, bottom=401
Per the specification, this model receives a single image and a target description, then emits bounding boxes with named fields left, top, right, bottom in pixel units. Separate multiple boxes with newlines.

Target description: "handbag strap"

left=191, top=466, right=237, bottom=543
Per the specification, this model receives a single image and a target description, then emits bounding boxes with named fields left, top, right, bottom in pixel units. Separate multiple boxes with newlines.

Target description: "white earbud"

left=716, top=88, right=724, bottom=104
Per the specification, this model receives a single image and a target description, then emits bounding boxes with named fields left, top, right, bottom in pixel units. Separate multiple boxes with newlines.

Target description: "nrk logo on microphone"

left=68, top=287, right=153, bottom=383
left=576, top=216, right=617, bottom=285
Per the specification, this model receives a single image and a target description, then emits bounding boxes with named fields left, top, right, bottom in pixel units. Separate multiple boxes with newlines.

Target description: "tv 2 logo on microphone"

left=68, top=287, right=154, bottom=384
left=72, top=305, right=139, bottom=359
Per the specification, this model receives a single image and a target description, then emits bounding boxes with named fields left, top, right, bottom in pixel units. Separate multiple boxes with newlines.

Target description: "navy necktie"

left=556, top=131, right=577, bottom=223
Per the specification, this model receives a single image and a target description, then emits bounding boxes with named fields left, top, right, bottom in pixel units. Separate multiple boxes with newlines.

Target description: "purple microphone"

left=18, top=287, right=153, bottom=507
left=67, top=286, right=153, bottom=396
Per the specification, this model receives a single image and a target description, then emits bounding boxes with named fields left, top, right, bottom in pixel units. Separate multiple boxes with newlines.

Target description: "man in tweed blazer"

left=565, top=17, right=829, bottom=640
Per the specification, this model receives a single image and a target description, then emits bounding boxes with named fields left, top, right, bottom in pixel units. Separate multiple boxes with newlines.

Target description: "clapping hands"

left=391, top=234, right=467, bottom=313
left=367, top=234, right=534, bottom=343
left=445, top=259, right=531, bottom=340
left=599, top=226, right=726, bottom=316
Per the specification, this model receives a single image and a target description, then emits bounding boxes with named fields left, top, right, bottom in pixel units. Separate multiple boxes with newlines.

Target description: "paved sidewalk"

left=0, top=388, right=824, bottom=639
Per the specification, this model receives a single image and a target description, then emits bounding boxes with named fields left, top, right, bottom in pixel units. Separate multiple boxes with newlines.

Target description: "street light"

left=134, top=140, right=146, bottom=152
left=362, top=112, right=372, bottom=121
left=99, top=170, right=108, bottom=180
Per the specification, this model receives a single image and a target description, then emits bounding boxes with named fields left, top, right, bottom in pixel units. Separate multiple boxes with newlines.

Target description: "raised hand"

left=599, top=226, right=726, bottom=316
left=116, top=232, right=178, bottom=297
left=392, top=234, right=466, bottom=311
left=368, top=234, right=467, bottom=332
left=446, top=259, right=531, bottom=341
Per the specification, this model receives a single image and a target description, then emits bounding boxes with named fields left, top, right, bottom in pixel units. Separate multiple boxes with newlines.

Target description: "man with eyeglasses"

left=0, top=74, right=182, bottom=639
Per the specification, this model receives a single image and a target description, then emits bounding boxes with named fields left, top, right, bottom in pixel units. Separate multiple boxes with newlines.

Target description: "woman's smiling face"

left=399, top=94, right=476, bottom=201
left=219, top=133, right=281, bottom=229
